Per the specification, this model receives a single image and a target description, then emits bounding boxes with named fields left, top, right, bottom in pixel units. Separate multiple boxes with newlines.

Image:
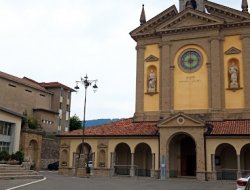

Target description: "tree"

left=69, top=115, right=82, bottom=131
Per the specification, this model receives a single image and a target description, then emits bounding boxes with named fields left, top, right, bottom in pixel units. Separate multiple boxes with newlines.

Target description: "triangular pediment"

left=225, top=47, right=242, bottom=55
left=158, top=113, right=205, bottom=128
left=130, top=5, right=178, bottom=40
left=205, top=1, right=250, bottom=22
left=156, top=8, right=224, bottom=32
left=145, top=54, right=159, bottom=62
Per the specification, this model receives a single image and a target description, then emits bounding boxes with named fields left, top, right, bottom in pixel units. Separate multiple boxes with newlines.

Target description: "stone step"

left=0, top=175, right=44, bottom=180
left=0, top=171, right=38, bottom=176
left=0, top=164, right=23, bottom=169
left=0, top=164, right=43, bottom=180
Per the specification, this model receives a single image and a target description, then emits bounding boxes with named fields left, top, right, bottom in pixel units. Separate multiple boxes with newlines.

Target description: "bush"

left=0, top=151, right=10, bottom=161
left=14, top=151, right=24, bottom=164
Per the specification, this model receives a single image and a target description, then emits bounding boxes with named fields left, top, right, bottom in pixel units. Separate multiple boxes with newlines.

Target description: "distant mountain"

left=83, top=118, right=120, bottom=128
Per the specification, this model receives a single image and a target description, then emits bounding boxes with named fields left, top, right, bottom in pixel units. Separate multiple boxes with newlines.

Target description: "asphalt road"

left=0, top=171, right=236, bottom=190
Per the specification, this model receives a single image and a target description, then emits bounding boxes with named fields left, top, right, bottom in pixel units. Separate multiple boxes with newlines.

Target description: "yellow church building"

left=59, top=0, right=250, bottom=181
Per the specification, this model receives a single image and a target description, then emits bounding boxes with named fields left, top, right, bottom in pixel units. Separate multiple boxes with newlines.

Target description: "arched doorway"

left=240, top=144, right=250, bottom=176
left=215, top=143, right=237, bottom=180
left=169, top=134, right=196, bottom=177
left=114, top=143, right=131, bottom=175
left=134, top=143, right=152, bottom=177
left=28, top=140, right=38, bottom=170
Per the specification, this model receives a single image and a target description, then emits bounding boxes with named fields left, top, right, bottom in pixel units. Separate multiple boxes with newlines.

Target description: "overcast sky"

left=0, top=0, right=241, bottom=120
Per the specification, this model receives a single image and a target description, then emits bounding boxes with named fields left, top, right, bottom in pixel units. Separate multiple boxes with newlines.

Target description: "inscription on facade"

left=179, top=76, right=201, bottom=83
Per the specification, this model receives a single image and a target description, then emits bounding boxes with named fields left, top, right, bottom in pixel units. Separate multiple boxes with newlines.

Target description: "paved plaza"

left=0, top=171, right=237, bottom=190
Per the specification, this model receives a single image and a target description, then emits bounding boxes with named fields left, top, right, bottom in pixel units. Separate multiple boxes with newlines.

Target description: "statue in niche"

left=228, top=62, right=239, bottom=89
left=148, top=69, right=156, bottom=93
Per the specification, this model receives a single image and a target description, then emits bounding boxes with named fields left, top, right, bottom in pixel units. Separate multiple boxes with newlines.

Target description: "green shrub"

left=0, top=151, right=10, bottom=161
left=14, top=151, right=24, bottom=164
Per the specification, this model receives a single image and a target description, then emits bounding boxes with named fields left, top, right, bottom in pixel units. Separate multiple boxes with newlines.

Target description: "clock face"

left=179, top=49, right=202, bottom=73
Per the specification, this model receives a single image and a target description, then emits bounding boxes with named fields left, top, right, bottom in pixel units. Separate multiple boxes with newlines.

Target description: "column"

left=160, top=42, right=172, bottom=115
left=151, top=153, right=155, bottom=177
left=241, top=35, right=250, bottom=109
left=237, top=154, right=241, bottom=179
left=134, top=45, right=145, bottom=121
left=210, top=37, right=223, bottom=111
left=211, top=154, right=217, bottom=180
left=91, top=152, right=95, bottom=176
left=110, top=152, right=115, bottom=176
left=130, top=153, right=135, bottom=177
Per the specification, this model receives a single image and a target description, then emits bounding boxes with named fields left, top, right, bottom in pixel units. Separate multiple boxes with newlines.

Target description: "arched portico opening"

left=114, top=143, right=131, bottom=175
left=215, top=143, right=237, bottom=180
left=240, top=144, right=250, bottom=176
left=169, top=133, right=196, bottom=177
left=75, top=143, right=92, bottom=168
left=134, top=143, right=152, bottom=177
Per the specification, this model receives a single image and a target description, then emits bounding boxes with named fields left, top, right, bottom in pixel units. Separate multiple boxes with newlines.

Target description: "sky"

left=0, top=0, right=241, bottom=120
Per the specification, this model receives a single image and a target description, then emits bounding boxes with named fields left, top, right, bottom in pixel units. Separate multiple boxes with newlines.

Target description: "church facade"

left=59, top=0, right=250, bottom=180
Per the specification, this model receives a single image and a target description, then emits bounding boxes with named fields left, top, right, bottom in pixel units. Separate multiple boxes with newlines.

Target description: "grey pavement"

left=0, top=171, right=236, bottom=190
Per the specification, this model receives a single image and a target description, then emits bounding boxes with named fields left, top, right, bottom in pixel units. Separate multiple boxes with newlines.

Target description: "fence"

left=216, top=169, right=250, bottom=180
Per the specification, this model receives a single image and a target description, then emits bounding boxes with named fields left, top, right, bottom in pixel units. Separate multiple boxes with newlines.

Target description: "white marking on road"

left=5, top=177, right=47, bottom=190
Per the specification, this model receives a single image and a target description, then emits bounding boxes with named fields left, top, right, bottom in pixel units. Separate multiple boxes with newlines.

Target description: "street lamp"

left=75, top=74, right=98, bottom=175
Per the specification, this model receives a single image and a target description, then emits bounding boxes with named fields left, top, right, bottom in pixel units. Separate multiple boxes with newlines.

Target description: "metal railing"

left=216, top=169, right=250, bottom=180
left=112, top=165, right=139, bottom=178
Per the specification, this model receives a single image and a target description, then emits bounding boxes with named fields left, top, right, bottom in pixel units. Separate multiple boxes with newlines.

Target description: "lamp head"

left=74, top=84, right=80, bottom=90
left=93, top=83, right=98, bottom=93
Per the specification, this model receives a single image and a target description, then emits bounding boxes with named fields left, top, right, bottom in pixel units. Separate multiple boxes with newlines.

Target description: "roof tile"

left=207, top=120, right=250, bottom=135
left=62, top=118, right=158, bottom=136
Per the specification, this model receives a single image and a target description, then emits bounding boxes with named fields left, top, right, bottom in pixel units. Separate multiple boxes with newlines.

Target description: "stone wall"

left=40, top=138, right=59, bottom=169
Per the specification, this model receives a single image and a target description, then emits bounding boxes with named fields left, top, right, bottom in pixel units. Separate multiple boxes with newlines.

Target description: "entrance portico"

left=158, top=113, right=206, bottom=180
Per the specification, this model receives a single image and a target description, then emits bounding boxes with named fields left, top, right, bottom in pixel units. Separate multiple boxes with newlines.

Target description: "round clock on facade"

left=179, top=49, right=203, bottom=73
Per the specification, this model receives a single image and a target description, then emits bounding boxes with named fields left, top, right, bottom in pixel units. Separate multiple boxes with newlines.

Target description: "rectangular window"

left=0, top=122, right=12, bottom=136
left=8, top=84, right=16, bottom=88
left=25, top=89, right=32, bottom=93
left=0, top=141, right=10, bottom=152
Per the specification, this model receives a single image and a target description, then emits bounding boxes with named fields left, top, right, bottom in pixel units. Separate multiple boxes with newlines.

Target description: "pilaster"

left=160, top=42, right=172, bottom=115
left=134, top=45, right=145, bottom=120
left=209, top=37, right=224, bottom=111
left=241, top=35, right=250, bottom=109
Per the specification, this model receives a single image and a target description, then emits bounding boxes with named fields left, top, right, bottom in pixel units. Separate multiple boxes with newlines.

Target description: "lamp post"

left=75, top=74, right=98, bottom=175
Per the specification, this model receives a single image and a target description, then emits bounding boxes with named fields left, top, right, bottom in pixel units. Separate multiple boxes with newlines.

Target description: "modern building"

left=0, top=106, right=23, bottom=154
left=0, top=71, right=74, bottom=135
left=0, top=70, right=74, bottom=169
left=59, top=0, right=250, bottom=180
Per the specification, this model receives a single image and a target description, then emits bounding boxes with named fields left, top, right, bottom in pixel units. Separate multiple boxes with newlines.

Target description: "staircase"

left=0, top=164, right=43, bottom=179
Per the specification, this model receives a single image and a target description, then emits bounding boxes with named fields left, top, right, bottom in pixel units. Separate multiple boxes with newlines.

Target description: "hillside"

left=84, top=118, right=120, bottom=128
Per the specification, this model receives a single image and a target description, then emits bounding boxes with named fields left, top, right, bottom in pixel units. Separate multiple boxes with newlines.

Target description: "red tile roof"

left=61, top=118, right=158, bottom=137
left=207, top=120, right=250, bottom=135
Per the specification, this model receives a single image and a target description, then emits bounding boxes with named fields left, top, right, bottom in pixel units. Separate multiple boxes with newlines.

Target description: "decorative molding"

left=145, top=55, right=159, bottom=62
left=226, top=87, right=243, bottom=92
left=136, top=45, right=145, bottom=50
left=225, top=47, right=242, bottom=55
left=98, top=143, right=108, bottom=148
left=145, top=92, right=159, bottom=96
left=60, top=143, right=70, bottom=148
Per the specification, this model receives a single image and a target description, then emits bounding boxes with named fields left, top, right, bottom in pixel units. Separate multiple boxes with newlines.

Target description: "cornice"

left=205, top=1, right=250, bottom=20
left=135, top=45, right=146, bottom=50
